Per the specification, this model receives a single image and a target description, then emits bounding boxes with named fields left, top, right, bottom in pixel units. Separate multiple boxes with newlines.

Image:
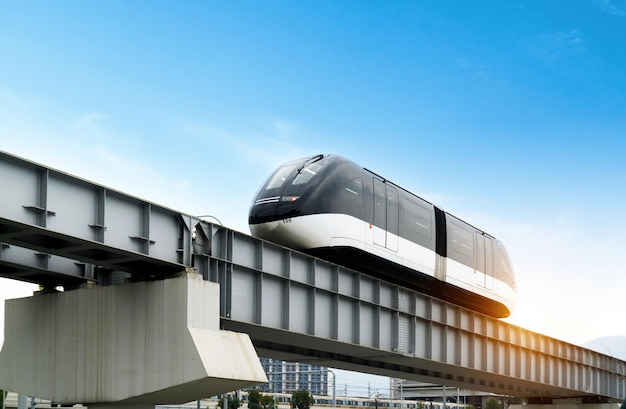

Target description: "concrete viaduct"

left=0, top=150, right=624, bottom=409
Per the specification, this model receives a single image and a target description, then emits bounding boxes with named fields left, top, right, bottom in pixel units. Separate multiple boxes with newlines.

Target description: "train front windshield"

left=265, top=163, right=299, bottom=191
left=250, top=155, right=329, bottom=224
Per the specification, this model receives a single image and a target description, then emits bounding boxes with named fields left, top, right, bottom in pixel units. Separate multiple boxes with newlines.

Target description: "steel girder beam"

left=0, top=150, right=194, bottom=285
left=2, top=150, right=625, bottom=402
left=192, top=224, right=626, bottom=403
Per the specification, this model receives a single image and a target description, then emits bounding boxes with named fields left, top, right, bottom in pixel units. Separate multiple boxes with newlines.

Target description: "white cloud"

left=272, top=117, right=302, bottom=139
left=458, top=58, right=489, bottom=79
left=72, top=112, right=108, bottom=133
left=182, top=118, right=313, bottom=171
left=594, top=0, right=626, bottom=16
left=525, top=29, right=587, bottom=65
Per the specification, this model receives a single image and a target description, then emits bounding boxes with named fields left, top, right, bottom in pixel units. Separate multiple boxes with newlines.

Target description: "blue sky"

left=2, top=0, right=626, bottom=389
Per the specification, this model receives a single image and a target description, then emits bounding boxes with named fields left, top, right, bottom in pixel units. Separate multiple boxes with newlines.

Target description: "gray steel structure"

left=0, top=150, right=624, bottom=403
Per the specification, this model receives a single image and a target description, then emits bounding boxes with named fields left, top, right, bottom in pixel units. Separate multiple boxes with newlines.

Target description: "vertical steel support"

left=282, top=252, right=291, bottom=329
left=254, top=241, right=263, bottom=325
left=176, top=215, right=192, bottom=266
left=392, top=286, right=399, bottom=353
left=441, top=304, right=449, bottom=365
left=36, top=168, right=49, bottom=228
left=18, top=167, right=55, bottom=230
left=353, top=275, right=361, bottom=345
left=373, top=280, right=380, bottom=349
left=141, top=203, right=151, bottom=255
left=331, top=265, right=339, bottom=341
left=425, top=298, right=433, bottom=361
left=307, top=259, right=316, bottom=335
left=89, top=188, right=106, bottom=243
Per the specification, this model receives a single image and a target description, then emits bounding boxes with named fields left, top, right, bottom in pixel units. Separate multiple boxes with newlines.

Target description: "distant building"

left=258, top=358, right=329, bottom=395
left=390, top=379, right=507, bottom=409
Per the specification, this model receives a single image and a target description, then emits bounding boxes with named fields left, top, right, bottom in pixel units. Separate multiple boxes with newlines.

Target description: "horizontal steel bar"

left=0, top=242, right=92, bottom=289
left=0, top=217, right=187, bottom=280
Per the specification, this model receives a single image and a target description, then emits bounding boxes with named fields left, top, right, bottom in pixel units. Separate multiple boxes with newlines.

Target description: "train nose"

left=254, top=196, right=281, bottom=206
left=248, top=196, right=280, bottom=225
left=249, top=220, right=280, bottom=238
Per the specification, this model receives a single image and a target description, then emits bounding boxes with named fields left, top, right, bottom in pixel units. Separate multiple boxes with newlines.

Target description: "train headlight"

left=281, top=196, right=300, bottom=202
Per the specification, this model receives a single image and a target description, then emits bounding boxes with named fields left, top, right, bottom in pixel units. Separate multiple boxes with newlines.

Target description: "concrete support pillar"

left=0, top=273, right=267, bottom=405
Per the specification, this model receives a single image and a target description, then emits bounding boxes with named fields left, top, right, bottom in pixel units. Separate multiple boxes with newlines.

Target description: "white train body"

left=249, top=155, right=516, bottom=318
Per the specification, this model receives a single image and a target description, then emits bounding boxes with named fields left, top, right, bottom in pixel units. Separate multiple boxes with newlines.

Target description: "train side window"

left=448, top=222, right=474, bottom=265
left=403, top=198, right=432, bottom=239
left=374, top=179, right=386, bottom=229
left=339, top=177, right=364, bottom=207
left=387, top=186, right=399, bottom=235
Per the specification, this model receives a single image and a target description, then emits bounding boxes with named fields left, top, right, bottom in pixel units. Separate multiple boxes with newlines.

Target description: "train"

left=248, top=154, right=516, bottom=318
left=238, top=391, right=456, bottom=409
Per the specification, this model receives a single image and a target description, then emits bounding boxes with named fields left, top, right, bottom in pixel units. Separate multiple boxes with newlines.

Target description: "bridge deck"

left=1, top=149, right=624, bottom=402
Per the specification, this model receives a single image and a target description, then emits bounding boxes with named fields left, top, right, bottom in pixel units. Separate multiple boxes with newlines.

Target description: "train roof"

left=325, top=154, right=494, bottom=239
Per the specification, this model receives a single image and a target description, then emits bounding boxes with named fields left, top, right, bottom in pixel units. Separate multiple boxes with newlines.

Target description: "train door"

left=373, top=178, right=399, bottom=252
left=476, top=233, right=494, bottom=290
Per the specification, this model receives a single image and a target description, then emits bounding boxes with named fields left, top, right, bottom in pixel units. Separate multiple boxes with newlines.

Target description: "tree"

left=248, top=390, right=262, bottom=409
left=248, top=390, right=275, bottom=409
left=291, top=390, right=313, bottom=409
left=217, top=395, right=242, bottom=409
left=485, top=398, right=501, bottom=409
left=260, top=394, right=276, bottom=409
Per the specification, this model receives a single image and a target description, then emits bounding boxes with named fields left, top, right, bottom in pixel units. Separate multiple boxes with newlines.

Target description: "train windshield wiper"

left=297, top=154, right=324, bottom=173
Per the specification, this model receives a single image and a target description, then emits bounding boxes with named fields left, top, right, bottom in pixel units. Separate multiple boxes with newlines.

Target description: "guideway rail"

left=0, top=150, right=624, bottom=403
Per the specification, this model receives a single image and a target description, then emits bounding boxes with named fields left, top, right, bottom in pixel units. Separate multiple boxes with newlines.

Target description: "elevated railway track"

left=0, top=150, right=624, bottom=403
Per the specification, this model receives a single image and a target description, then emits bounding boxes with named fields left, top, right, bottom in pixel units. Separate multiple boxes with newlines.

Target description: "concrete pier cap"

left=0, top=272, right=268, bottom=405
